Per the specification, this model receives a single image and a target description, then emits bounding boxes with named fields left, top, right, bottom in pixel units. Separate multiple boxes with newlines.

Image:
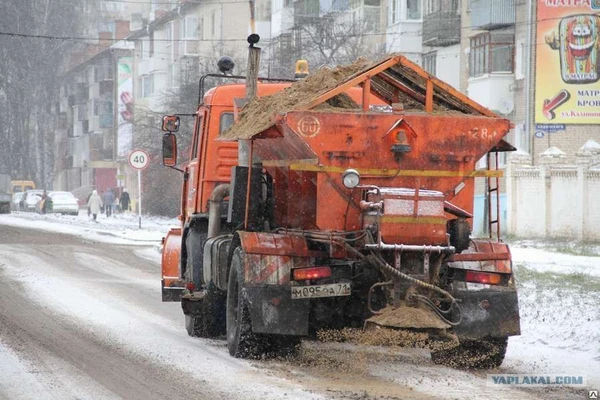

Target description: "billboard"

left=117, top=57, right=134, bottom=157
left=535, top=0, right=600, bottom=124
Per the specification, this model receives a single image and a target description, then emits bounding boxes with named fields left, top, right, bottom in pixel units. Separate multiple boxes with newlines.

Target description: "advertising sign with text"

left=535, top=0, right=600, bottom=124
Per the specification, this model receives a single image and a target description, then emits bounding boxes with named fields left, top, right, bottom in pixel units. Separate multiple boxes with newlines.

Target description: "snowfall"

left=0, top=210, right=598, bottom=398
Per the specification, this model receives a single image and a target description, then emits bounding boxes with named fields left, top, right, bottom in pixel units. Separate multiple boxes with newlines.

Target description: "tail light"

left=465, top=271, right=502, bottom=285
left=186, top=281, right=196, bottom=291
left=293, top=267, right=332, bottom=281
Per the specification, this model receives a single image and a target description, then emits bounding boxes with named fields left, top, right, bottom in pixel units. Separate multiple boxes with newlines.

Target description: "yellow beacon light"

left=295, top=60, right=309, bottom=79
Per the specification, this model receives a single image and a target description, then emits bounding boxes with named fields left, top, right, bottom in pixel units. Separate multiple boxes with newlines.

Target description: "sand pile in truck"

left=221, top=57, right=374, bottom=141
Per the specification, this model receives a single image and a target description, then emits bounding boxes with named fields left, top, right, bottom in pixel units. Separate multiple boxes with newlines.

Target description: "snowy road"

left=0, top=213, right=598, bottom=399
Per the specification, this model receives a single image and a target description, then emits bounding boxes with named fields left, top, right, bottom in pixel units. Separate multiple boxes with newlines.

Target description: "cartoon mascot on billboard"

left=545, top=14, right=599, bottom=84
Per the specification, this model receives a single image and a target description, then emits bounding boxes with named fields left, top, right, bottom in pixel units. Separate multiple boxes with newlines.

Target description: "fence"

left=506, top=140, right=600, bottom=240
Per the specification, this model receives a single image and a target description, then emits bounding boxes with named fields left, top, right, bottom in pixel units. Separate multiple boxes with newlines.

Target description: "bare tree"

left=131, top=43, right=243, bottom=216
left=267, top=8, right=387, bottom=77
left=0, top=1, right=85, bottom=187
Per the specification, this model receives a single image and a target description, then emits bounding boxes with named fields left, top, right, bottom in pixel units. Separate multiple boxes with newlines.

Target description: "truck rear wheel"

left=226, top=247, right=266, bottom=358
left=430, top=336, right=507, bottom=369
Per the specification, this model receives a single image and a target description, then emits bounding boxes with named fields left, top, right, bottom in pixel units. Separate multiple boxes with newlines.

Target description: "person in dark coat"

left=120, top=188, right=131, bottom=212
left=102, top=189, right=115, bottom=217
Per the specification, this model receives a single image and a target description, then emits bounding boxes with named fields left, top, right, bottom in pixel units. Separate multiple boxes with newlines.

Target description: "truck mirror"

left=162, top=133, right=178, bottom=167
left=161, top=115, right=180, bottom=132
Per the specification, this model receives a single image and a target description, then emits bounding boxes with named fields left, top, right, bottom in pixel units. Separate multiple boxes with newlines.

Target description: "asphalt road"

left=0, top=224, right=588, bottom=400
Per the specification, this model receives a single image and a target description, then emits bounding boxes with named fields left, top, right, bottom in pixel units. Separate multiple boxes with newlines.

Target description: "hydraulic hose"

left=343, top=243, right=463, bottom=326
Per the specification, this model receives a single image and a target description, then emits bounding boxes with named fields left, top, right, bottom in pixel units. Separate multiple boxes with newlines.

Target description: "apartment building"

left=420, top=0, right=460, bottom=88
left=386, top=0, right=422, bottom=62
left=53, top=21, right=133, bottom=197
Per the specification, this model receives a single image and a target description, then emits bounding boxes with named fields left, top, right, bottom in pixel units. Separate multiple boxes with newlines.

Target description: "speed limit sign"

left=128, top=149, right=149, bottom=170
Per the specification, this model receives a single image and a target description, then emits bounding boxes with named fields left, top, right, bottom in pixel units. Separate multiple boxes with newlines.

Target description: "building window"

left=406, top=0, right=421, bottom=20
left=198, top=18, right=204, bottom=40
left=390, top=0, right=398, bottom=24
left=390, top=0, right=421, bottom=23
left=211, top=11, right=216, bottom=37
left=469, top=33, right=514, bottom=78
left=167, top=64, right=179, bottom=89
left=180, top=15, right=198, bottom=39
left=140, top=75, right=153, bottom=98
left=149, top=31, right=154, bottom=57
left=422, top=51, right=436, bottom=75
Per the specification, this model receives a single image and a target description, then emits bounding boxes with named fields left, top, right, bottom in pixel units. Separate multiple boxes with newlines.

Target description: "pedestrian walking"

left=120, top=188, right=131, bottom=212
left=87, top=192, right=93, bottom=217
left=40, top=190, right=48, bottom=214
left=87, top=190, right=103, bottom=222
left=102, top=189, right=115, bottom=217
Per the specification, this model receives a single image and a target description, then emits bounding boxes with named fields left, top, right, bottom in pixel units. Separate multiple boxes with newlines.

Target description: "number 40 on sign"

left=129, top=149, right=149, bottom=170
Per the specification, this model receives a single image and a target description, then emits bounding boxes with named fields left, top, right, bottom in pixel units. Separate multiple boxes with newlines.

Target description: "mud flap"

left=244, top=285, right=309, bottom=336
left=162, top=279, right=184, bottom=302
left=161, top=228, right=184, bottom=302
left=450, top=289, right=520, bottom=339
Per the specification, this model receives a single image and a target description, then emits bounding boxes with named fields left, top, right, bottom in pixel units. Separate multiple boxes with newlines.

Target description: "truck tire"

left=448, top=218, right=471, bottom=253
left=226, top=247, right=266, bottom=358
left=430, top=336, right=507, bottom=369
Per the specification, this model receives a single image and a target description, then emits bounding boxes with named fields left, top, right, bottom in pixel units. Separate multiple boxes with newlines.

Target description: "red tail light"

left=186, top=281, right=196, bottom=291
left=293, top=267, right=332, bottom=281
left=465, top=271, right=502, bottom=285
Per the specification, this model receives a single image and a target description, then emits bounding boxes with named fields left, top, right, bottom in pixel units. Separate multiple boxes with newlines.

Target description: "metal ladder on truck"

left=485, top=151, right=501, bottom=240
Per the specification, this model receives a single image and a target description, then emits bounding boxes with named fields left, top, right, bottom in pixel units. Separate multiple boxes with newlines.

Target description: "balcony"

left=467, top=73, right=515, bottom=115
left=423, top=11, right=460, bottom=47
left=469, top=0, right=515, bottom=30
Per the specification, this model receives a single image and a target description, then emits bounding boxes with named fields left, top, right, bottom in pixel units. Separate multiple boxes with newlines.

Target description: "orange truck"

left=159, top=51, right=520, bottom=368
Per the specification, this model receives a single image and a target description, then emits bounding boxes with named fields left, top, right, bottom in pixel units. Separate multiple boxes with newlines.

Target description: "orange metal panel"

left=425, top=80, right=434, bottom=113
left=161, top=228, right=182, bottom=287
left=256, top=110, right=510, bottom=237
left=448, top=240, right=512, bottom=273
left=238, top=231, right=319, bottom=257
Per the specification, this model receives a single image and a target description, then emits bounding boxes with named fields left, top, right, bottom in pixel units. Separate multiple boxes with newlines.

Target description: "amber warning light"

left=161, top=115, right=180, bottom=132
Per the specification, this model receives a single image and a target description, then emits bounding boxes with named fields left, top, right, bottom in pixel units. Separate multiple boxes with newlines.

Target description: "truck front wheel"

left=226, top=248, right=265, bottom=358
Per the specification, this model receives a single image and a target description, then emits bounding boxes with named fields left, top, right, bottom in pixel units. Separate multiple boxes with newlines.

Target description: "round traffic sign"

left=128, top=149, right=150, bottom=170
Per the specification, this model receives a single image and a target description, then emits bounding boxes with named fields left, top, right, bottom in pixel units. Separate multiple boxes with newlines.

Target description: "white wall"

left=549, top=171, right=578, bottom=237
left=386, top=21, right=422, bottom=57
left=467, top=73, right=514, bottom=113
left=507, top=144, right=600, bottom=240
left=435, top=44, right=460, bottom=89
left=586, top=171, right=600, bottom=240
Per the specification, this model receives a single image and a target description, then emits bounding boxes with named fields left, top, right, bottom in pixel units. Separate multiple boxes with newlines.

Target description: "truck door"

left=185, top=110, right=206, bottom=218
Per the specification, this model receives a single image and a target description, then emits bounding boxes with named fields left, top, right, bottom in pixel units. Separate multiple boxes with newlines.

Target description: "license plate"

left=291, top=283, right=351, bottom=299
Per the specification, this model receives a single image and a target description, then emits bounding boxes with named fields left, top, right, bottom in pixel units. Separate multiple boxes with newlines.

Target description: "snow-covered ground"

left=1, top=210, right=598, bottom=397
left=507, top=244, right=600, bottom=388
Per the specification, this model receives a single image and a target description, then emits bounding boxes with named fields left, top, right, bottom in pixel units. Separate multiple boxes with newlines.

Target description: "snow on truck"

left=159, top=44, right=520, bottom=368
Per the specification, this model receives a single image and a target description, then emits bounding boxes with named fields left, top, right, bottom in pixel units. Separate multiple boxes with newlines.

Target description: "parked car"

left=22, top=190, right=44, bottom=212
left=45, top=191, right=79, bottom=216
left=11, top=192, right=24, bottom=211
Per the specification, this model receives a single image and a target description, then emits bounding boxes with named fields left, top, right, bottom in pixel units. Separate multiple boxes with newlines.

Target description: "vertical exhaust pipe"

left=207, top=184, right=230, bottom=239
